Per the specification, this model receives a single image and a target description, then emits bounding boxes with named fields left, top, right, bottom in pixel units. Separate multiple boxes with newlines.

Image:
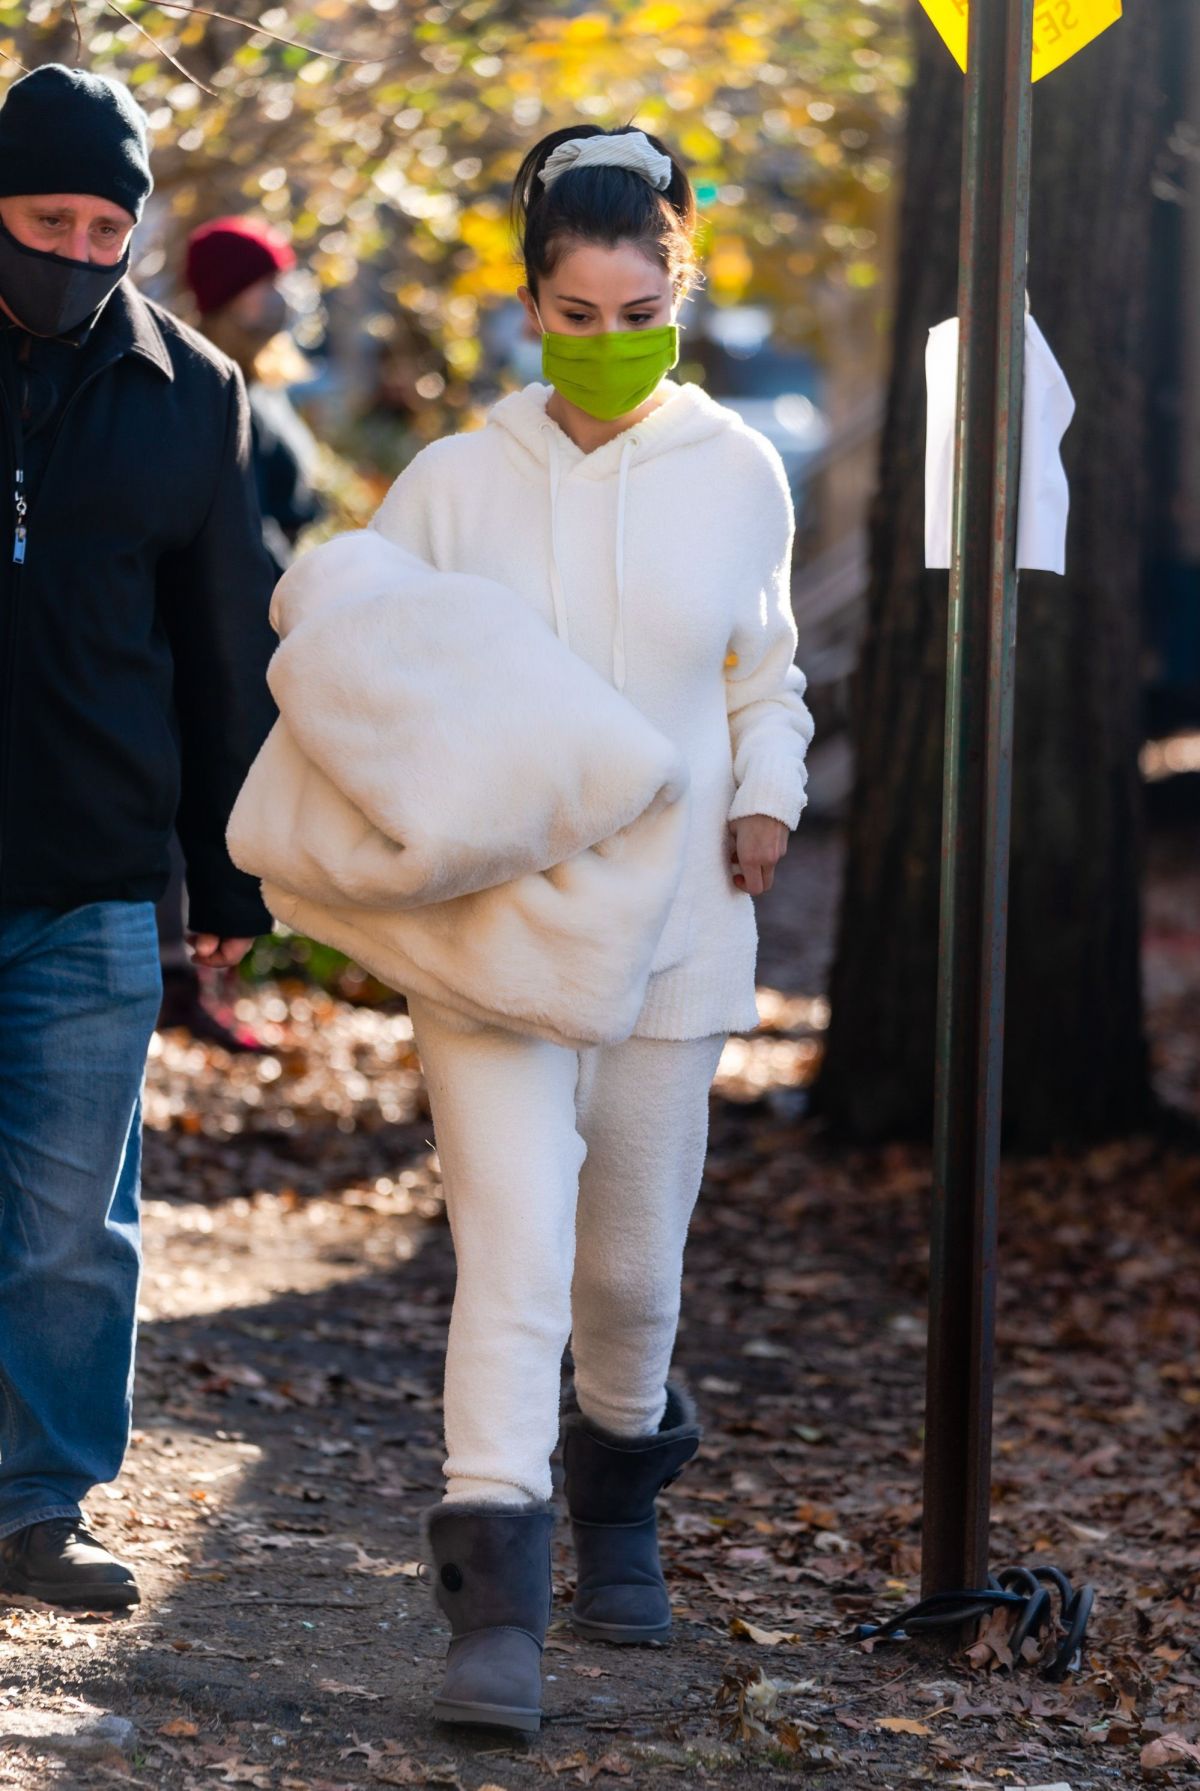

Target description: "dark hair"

left=511, top=125, right=698, bottom=298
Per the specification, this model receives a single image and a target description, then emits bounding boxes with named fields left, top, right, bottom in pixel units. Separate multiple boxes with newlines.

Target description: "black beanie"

left=0, top=64, right=153, bottom=221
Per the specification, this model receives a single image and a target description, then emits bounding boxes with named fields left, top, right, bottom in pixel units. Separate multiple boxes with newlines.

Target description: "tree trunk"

left=816, top=5, right=1163, bottom=1151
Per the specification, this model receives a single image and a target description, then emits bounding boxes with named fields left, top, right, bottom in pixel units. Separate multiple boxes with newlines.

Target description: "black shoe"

left=0, top=1518, right=140, bottom=1609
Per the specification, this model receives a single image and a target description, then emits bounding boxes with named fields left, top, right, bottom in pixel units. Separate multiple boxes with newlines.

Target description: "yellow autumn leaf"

left=707, top=236, right=754, bottom=300
left=877, top=1716, right=933, bottom=1736
left=630, top=2, right=687, bottom=33
left=679, top=124, right=722, bottom=163
left=562, top=13, right=609, bottom=42
left=458, top=206, right=510, bottom=254
left=725, top=32, right=767, bottom=66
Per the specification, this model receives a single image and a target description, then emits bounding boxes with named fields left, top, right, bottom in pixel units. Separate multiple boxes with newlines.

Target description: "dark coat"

left=249, top=382, right=323, bottom=581
left=0, top=280, right=277, bottom=936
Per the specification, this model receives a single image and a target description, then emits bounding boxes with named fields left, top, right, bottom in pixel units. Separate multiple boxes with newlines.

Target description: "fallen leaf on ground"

left=730, top=1616, right=805, bottom=1646
left=339, top=1543, right=415, bottom=1577
left=210, top=1760, right=274, bottom=1789
left=1142, top=1733, right=1200, bottom=1770
left=577, top=1757, right=633, bottom=1785
left=317, top=1679, right=385, bottom=1699
left=964, top=1605, right=1015, bottom=1672
left=877, top=1716, right=933, bottom=1736
left=15, top=848, right=1197, bottom=1791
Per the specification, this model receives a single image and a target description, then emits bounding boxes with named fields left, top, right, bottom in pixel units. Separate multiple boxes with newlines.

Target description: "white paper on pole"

left=924, top=312, right=1076, bottom=574
left=924, top=318, right=959, bottom=571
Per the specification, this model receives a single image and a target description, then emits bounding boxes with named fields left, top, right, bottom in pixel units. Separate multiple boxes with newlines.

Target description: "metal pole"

left=922, top=0, right=1035, bottom=1600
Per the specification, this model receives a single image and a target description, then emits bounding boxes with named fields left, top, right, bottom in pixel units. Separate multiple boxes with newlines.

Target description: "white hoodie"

left=371, top=377, right=813, bottom=1041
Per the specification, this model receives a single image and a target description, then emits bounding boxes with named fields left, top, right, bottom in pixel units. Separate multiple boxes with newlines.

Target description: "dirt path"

left=2, top=827, right=1199, bottom=1790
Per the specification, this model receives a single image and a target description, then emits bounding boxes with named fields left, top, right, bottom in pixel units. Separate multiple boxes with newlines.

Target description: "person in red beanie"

left=187, top=213, right=293, bottom=331
left=185, top=216, right=321, bottom=579
left=154, top=218, right=325, bottom=1048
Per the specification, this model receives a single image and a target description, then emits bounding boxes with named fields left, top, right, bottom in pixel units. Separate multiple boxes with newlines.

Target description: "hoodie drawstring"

left=612, top=435, right=635, bottom=694
left=541, top=423, right=572, bottom=650
left=540, top=420, right=636, bottom=694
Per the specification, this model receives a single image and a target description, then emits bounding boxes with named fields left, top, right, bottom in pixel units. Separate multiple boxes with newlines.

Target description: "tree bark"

left=817, top=5, right=1163, bottom=1151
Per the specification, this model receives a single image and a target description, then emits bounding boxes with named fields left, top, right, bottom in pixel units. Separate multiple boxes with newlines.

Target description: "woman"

left=250, top=122, right=813, bottom=1733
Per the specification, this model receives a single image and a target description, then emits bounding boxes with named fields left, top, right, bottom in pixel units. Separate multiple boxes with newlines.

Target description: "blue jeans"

left=0, top=902, right=160, bottom=1540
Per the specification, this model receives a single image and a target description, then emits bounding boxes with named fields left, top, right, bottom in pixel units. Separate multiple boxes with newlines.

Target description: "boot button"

left=440, top=1563, right=463, bottom=1592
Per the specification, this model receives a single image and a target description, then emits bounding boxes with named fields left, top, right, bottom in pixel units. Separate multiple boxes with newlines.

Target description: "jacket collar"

left=90, top=279, right=175, bottom=382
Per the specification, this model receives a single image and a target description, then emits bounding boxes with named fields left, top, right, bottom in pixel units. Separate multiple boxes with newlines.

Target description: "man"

left=152, top=214, right=323, bottom=1048
left=0, top=65, right=276, bottom=1608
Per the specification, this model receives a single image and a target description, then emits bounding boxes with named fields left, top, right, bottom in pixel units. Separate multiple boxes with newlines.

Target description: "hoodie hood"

left=488, top=377, right=737, bottom=480
left=486, top=380, right=741, bottom=693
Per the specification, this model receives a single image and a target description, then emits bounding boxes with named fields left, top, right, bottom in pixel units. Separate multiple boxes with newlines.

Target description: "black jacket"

left=0, top=280, right=277, bottom=936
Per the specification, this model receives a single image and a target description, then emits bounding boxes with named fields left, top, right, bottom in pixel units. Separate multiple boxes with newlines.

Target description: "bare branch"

left=104, top=0, right=220, bottom=94
left=140, top=1, right=393, bottom=66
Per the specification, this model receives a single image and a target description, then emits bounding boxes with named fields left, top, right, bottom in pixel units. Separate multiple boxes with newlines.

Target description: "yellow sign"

left=919, top=0, right=1121, bottom=82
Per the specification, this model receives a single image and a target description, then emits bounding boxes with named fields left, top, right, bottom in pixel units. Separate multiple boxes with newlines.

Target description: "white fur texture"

left=228, top=529, right=690, bottom=1047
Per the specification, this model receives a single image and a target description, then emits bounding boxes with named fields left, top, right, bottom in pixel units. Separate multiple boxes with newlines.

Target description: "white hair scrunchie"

left=538, top=130, right=673, bottom=194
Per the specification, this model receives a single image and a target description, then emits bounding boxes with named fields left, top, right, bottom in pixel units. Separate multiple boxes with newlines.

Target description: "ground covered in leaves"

left=2, top=821, right=1199, bottom=1790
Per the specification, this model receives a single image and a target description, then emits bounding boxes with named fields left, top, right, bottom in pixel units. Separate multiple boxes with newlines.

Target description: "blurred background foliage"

left=0, top=0, right=908, bottom=425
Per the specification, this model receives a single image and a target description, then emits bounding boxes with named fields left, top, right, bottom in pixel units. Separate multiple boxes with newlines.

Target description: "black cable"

left=853, top=1564, right=1095, bottom=1680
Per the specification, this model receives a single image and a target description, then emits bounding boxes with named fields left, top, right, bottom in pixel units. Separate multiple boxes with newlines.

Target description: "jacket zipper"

left=8, top=329, right=31, bottom=563
left=0, top=348, right=118, bottom=891
left=0, top=381, right=21, bottom=888
left=12, top=465, right=26, bottom=562
left=15, top=359, right=116, bottom=562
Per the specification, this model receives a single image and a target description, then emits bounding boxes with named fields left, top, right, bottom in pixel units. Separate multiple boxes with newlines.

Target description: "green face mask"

left=538, top=319, right=680, bottom=422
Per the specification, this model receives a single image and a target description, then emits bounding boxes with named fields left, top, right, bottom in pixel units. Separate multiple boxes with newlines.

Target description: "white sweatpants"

left=408, top=996, right=725, bottom=1505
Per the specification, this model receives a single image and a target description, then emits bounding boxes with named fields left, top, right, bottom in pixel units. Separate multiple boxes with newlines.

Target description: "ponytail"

left=511, top=124, right=698, bottom=297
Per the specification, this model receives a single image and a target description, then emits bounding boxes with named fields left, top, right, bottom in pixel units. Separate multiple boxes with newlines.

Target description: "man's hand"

left=188, top=934, right=255, bottom=970
left=730, top=816, right=789, bottom=896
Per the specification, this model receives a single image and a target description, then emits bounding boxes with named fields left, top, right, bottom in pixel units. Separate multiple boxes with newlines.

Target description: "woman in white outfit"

left=272, top=123, right=812, bottom=1732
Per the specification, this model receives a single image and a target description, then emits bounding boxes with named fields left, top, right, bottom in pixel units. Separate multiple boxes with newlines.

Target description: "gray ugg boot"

left=425, top=1501, right=554, bottom=1734
left=562, top=1386, right=700, bottom=1644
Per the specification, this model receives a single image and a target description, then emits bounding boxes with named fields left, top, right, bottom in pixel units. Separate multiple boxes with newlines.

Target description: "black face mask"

left=0, top=220, right=129, bottom=339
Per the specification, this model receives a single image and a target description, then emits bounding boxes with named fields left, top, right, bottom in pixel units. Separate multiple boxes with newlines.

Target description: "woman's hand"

left=730, top=816, right=789, bottom=896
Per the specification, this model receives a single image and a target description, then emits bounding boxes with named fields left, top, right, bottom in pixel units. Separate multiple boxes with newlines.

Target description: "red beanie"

left=185, top=216, right=295, bottom=316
